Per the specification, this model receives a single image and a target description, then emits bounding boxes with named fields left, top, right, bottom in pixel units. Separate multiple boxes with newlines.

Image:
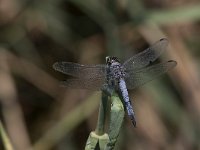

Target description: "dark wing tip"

left=164, top=60, right=177, bottom=72
left=167, top=60, right=177, bottom=67
left=160, top=38, right=168, bottom=42
left=159, top=38, right=169, bottom=46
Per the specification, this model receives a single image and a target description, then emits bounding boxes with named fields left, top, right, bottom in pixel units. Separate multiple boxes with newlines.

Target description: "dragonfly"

left=53, top=38, right=177, bottom=127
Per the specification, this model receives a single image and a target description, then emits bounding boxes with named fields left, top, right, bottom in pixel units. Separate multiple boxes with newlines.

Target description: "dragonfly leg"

left=101, top=84, right=114, bottom=96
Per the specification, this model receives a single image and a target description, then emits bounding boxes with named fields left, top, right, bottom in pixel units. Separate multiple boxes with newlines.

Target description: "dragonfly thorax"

left=106, top=56, right=126, bottom=80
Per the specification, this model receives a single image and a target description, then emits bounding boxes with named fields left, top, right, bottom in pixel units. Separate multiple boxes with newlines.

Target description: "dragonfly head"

left=106, top=56, right=120, bottom=65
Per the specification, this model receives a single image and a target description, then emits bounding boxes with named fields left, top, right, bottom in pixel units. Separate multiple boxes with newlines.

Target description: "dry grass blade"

left=0, top=49, right=31, bottom=150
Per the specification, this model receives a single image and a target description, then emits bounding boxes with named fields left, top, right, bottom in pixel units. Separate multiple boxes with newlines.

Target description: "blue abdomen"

left=118, top=78, right=136, bottom=127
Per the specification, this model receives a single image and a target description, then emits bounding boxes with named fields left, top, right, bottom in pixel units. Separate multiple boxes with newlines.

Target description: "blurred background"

left=0, top=0, right=200, bottom=150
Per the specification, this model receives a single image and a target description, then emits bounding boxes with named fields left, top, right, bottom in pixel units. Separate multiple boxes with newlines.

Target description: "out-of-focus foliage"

left=0, top=121, right=13, bottom=150
left=0, top=0, right=200, bottom=150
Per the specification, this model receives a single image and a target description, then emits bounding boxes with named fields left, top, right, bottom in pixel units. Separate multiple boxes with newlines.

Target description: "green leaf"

left=106, top=93, right=125, bottom=149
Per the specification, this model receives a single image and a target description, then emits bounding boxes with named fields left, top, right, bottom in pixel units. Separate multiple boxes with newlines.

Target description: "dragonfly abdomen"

left=118, top=78, right=136, bottom=127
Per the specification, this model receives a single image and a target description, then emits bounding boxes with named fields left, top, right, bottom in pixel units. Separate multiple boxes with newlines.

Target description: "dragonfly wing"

left=60, top=78, right=106, bottom=90
left=53, top=62, right=107, bottom=79
left=125, top=60, right=177, bottom=90
left=123, top=38, right=169, bottom=70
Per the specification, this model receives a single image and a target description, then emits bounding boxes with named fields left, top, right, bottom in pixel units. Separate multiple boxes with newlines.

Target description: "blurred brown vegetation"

left=0, top=0, right=200, bottom=150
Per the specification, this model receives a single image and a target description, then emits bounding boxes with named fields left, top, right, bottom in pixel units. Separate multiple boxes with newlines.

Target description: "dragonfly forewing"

left=123, top=38, right=169, bottom=70
left=125, top=60, right=177, bottom=90
left=53, top=62, right=107, bottom=79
